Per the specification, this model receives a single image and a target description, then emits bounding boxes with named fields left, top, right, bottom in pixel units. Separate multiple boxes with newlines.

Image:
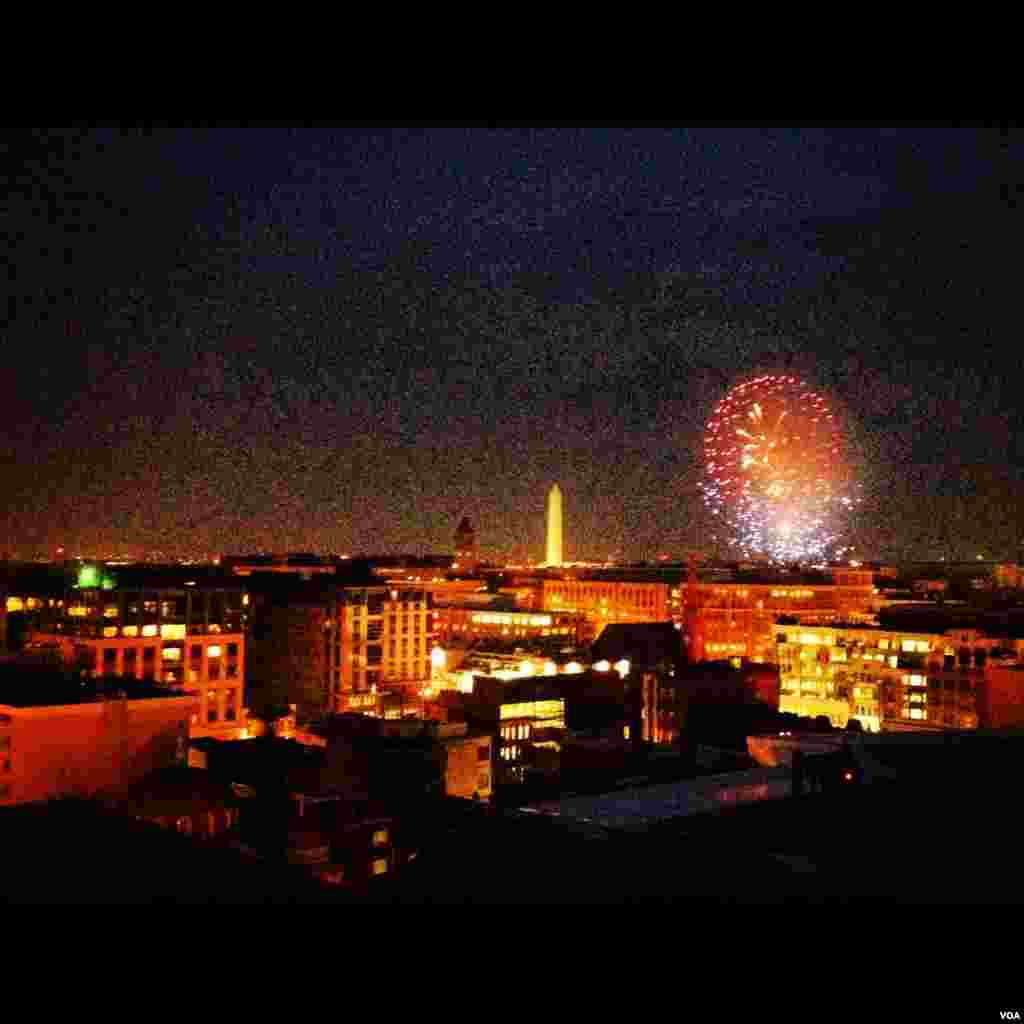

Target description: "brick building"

left=0, top=671, right=197, bottom=806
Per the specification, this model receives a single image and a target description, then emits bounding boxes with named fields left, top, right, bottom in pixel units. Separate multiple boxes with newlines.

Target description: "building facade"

left=0, top=688, right=197, bottom=806
left=247, top=581, right=433, bottom=717
left=543, top=578, right=671, bottom=632
left=775, top=622, right=1024, bottom=732
left=683, top=568, right=876, bottom=663
left=434, top=604, right=584, bottom=646
left=15, top=566, right=247, bottom=740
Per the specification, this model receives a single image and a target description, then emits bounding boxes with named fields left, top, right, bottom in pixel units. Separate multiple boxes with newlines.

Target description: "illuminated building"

left=546, top=484, right=563, bottom=567
left=775, top=623, right=1024, bottom=732
left=441, top=677, right=566, bottom=783
left=682, top=566, right=875, bottom=663
left=245, top=577, right=432, bottom=717
left=0, top=675, right=197, bottom=806
left=540, top=564, right=874, bottom=663
left=14, top=565, right=248, bottom=741
left=434, top=604, right=584, bottom=646
left=543, top=576, right=670, bottom=637
left=453, top=517, right=478, bottom=573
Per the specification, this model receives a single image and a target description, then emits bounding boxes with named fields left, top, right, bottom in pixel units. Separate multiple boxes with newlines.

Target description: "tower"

left=454, top=516, right=477, bottom=571
left=546, top=484, right=563, bottom=567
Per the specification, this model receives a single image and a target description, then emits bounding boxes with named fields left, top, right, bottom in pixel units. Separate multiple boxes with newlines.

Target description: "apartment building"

left=775, top=622, right=1024, bottom=733
left=9, top=564, right=247, bottom=740
left=246, top=577, right=433, bottom=717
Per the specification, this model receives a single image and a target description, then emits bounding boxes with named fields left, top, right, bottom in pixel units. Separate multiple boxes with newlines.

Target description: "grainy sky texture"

left=4, top=123, right=1023, bottom=561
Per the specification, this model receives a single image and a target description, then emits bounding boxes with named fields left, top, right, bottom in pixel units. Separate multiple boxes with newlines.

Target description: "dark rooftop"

left=592, top=622, right=683, bottom=667
left=1, top=562, right=244, bottom=593
left=0, top=665, right=193, bottom=708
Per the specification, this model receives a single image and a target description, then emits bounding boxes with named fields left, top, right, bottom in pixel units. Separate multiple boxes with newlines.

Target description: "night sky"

left=5, top=122, right=1023, bottom=562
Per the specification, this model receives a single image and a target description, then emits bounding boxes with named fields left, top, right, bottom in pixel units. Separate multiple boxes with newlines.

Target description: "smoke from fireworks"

left=702, top=375, right=855, bottom=562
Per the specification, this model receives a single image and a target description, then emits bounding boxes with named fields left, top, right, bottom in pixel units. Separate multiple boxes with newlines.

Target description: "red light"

left=843, top=770, right=853, bottom=782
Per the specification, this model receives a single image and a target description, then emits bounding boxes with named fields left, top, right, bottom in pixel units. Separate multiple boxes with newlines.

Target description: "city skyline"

left=6, top=123, right=1024, bottom=561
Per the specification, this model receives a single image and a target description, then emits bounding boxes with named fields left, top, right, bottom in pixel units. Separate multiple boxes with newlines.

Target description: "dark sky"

left=4, top=122, right=1023, bottom=562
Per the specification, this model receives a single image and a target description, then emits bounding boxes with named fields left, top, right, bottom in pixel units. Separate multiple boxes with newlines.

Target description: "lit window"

left=373, top=829, right=388, bottom=847
left=142, top=624, right=158, bottom=637
left=372, top=858, right=388, bottom=876
left=207, top=644, right=222, bottom=658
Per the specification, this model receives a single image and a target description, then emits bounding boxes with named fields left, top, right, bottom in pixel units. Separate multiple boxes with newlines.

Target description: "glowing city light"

left=594, top=659, right=611, bottom=672
left=701, top=375, right=855, bottom=562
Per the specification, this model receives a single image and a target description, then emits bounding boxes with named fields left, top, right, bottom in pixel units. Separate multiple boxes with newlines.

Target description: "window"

left=176, top=816, right=192, bottom=835
left=208, top=662, right=220, bottom=681
left=477, top=745, right=490, bottom=762
left=207, top=691, right=218, bottom=723
left=372, top=857, right=388, bottom=876
left=224, top=689, right=237, bottom=722
left=102, top=648, right=117, bottom=671
left=373, top=829, right=389, bottom=847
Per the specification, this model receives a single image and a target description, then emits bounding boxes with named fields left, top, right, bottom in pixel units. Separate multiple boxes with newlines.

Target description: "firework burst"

left=702, top=375, right=855, bottom=562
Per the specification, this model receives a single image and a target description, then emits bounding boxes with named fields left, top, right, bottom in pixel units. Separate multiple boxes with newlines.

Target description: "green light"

left=101, top=574, right=116, bottom=590
left=76, top=566, right=100, bottom=589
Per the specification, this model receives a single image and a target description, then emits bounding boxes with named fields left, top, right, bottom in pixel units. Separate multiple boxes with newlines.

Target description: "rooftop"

left=0, top=665, right=194, bottom=708
left=592, top=622, right=683, bottom=667
left=1, top=562, right=245, bottom=593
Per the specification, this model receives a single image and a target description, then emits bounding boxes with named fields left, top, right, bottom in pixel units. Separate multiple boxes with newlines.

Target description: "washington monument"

left=546, top=483, right=563, bottom=567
